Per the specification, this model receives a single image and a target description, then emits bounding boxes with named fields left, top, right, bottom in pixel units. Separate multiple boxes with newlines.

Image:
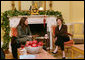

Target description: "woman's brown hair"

left=17, top=17, right=28, bottom=33
left=56, top=17, right=65, bottom=24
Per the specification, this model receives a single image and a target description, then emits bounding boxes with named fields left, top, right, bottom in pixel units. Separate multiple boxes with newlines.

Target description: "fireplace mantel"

left=8, top=15, right=55, bottom=18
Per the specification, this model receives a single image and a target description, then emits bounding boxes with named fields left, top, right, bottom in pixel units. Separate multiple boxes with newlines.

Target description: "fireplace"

left=28, top=23, right=47, bottom=36
left=9, top=16, right=57, bottom=49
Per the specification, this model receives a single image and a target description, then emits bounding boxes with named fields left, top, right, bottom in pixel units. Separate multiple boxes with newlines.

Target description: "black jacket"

left=55, top=24, right=68, bottom=38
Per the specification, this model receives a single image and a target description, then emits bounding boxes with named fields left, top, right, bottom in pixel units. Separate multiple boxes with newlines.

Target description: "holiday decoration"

left=43, top=15, right=46, bottom=28
left=24, top=40, right=43, bottom=54
left=1, top=9, right=62, bottom=50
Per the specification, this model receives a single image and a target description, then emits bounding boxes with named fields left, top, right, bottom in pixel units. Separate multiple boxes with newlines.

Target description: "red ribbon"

left=43, top=16, right=46, bottom=28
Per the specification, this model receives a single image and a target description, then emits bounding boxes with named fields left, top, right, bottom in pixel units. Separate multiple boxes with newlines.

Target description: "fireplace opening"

left=28, top=24, right=47, bottom=36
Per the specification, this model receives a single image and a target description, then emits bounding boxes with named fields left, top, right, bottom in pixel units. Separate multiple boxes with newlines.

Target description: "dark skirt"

left=55, top=36, right=70, bottom=51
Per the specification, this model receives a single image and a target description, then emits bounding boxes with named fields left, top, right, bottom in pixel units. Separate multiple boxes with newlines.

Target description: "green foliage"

left=1, top=14, right=10, bottom=50
left=39, top=10, right=62, bottom=17
left=39, top=11, right=46, bottom=15
left=46, top=10, right=55, bottom=15
left=1, top=9, right=62, bottom=50
left=46, top=10, right=62, bottom=17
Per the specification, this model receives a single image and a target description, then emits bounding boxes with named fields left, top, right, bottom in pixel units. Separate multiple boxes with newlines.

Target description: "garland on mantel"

left=1, top=9, right=62, bottom=50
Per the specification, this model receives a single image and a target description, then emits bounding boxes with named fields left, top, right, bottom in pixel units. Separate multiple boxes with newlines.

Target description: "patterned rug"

left=5, top=49, right=84, bottom=59
left=47, top=49, right=84, bottom=59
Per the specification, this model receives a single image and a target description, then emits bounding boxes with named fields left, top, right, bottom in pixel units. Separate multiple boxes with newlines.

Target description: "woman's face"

left=57, top=19, right=62, bottom=25
left=24, top=19, right=28, bottom=25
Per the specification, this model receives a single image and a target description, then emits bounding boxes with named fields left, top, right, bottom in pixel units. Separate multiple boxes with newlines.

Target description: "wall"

left=52, top=1, right=70, bottom=23
left=70, top=1, right=84, bottom=23
left=1, top=1, right=12, bottom=12
left=70, top=1, right=84, bottom=39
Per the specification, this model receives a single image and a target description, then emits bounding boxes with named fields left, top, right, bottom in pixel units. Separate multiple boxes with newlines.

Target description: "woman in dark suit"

left=52, top=17, right=70, bottom=59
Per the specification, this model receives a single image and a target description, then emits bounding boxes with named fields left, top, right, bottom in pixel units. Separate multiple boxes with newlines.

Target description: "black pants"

left=11, top=36, right=21, bottom=59
left=55, top=36, right=70, bottom=51
left=11, top=43, right=18, bottom=59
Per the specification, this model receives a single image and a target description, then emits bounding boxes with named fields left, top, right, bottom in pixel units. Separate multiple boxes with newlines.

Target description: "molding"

left=44, top=1, right=46, bottom=11
left=11, top=1, right=15, bottom=10
left=49, top=1, right=52, bottom=10
left=18, top=1, right=21, bottom=11
left=7, top=15, right=57, bottom=18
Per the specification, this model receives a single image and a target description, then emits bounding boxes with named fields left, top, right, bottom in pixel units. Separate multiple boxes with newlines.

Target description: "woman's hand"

left=32, top=34, right=39, bottom=38
left=55, top=37, right=57, bottom=41
left=29, top=35, right=32, bottom=38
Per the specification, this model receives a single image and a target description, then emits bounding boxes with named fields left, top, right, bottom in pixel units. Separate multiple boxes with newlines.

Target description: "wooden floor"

left=5, top=48, right=84, bottom=59
left=48, top=49, right=84, bottom=59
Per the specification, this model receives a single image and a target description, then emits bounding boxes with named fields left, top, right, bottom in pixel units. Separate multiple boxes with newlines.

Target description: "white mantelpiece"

left=9, top=15, right=57, bottom=49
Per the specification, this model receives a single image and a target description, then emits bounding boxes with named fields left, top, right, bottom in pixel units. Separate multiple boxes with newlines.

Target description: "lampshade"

left=39, top=7, right=44, bottom=10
